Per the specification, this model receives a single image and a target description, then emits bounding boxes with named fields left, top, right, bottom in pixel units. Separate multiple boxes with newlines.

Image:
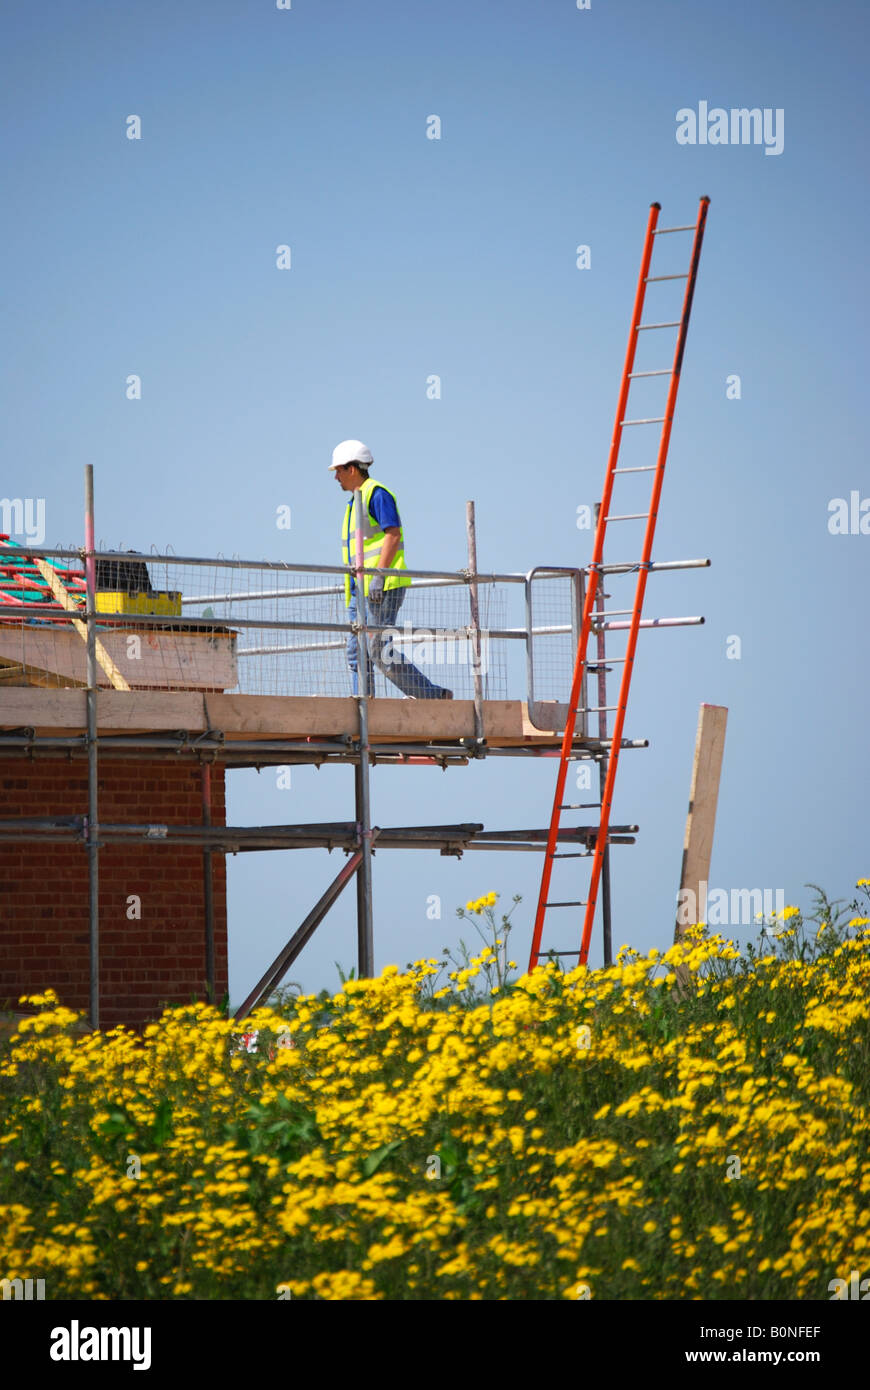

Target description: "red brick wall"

left=0, top=758, right=228, bottom=1031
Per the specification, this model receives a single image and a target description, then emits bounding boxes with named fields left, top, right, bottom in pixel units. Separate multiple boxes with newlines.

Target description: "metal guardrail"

left=1, top=544, right=587, bottom=720
left=525, top=565, right=584, bottom=735
left=1, top=543, right=706, bottom=724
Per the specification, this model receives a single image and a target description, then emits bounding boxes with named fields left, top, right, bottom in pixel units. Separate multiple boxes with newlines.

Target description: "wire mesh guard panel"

left=208, top=567, right=509, bottom=699
left=526, top=570, right=584, bottom=732
left=179, top=558, right=350, bottom=697
left=332, top=580, right=508, bottom=702
left=0, top=548, right=509, bottom=699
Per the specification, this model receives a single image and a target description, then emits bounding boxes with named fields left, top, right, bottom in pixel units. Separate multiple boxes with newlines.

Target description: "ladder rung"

left=628, top=369, right=671, bottom=377
left=653, top=224, right=696, bottom=234
left=613, top=466, right=656, bottom=473
left=605, top=513, right=649, bottom=521
left=636, top=321, right=680, bottom=331
left=559, top=803, right=589, bottom=810
left=552, top=852, right=592, bottom=859
left=587, top=657, right=626, bottom=664
left=544, top=901, right=587, bottom=908
left=542, top=950, right=583, bottom=957
left=620, top=418, right=666, bottom=427
left=583, top=705, right=619, bottom=713
left=645, top=273, right=689, bottom=281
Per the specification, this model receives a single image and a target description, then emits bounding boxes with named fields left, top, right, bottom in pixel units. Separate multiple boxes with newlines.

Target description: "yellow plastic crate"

left=95, top=590, right=183, bottom=616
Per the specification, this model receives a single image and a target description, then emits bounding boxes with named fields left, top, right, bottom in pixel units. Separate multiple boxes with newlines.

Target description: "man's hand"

left=368, top=574, right=385, bottom=604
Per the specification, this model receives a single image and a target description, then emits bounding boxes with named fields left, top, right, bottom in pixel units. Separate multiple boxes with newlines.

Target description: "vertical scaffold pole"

left=593, top=503, right=613, bottom=968
left=84, top=465, right=100, bottom=1030
left=353, top=487, right=374, bottom=978
left=201, top=762, right=215, bottom=1002
left=465, top=501, right=485, bottom=745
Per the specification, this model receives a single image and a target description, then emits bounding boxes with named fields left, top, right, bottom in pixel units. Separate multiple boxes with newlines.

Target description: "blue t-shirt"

left=346, top=486, right=401, bottom=595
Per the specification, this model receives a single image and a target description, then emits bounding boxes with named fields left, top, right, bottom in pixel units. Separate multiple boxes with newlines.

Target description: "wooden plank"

left=32, top=559, right=131, bottom=691
left=674, top=703, right=728, bottom=942
left=208, top=693, right=349, bottom=738
left=0, top=689, right=194, bottom=735
left=0, top=626, right=237, bottom=691
left=0, top=689, right=581, bottom=748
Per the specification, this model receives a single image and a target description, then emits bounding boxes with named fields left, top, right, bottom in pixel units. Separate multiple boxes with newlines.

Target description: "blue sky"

left=2, top=0, right=868, bottom=1005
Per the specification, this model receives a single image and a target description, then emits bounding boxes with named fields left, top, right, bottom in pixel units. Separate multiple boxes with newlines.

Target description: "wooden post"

left=674, top=703, right=728, bottom=943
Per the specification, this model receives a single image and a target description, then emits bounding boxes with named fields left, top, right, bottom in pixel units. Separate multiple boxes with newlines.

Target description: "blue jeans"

left=346, top=587, right=445, bottom=698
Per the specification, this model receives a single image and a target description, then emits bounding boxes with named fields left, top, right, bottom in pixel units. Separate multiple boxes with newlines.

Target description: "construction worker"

left=331, top=439, right=452, bottom=699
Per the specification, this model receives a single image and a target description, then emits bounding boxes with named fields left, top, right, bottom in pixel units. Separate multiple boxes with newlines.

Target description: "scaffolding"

left=0, top=201, right=711, bottom=1028
left=0, top=519, right=706, bottom=1028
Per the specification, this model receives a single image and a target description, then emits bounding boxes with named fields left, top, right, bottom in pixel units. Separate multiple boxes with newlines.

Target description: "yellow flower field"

left=1, top=885, right=869, bottom=1300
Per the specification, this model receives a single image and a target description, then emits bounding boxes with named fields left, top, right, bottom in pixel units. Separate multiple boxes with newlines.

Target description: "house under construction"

left=0, top=198, right=711, bottom=1031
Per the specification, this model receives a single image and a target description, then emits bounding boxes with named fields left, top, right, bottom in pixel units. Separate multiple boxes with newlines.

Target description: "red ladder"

left=528, top=196, right=710, bottom=972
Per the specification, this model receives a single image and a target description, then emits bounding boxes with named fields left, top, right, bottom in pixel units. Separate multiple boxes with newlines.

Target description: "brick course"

left=0, top=758, right=228, bottom=1030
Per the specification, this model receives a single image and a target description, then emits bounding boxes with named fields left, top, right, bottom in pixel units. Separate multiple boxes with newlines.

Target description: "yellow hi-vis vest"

left=342, top=477, right=412, bottom=606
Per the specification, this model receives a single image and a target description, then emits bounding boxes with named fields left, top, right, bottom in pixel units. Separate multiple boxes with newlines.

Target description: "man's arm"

left=376, top=527, right=401, bottom=571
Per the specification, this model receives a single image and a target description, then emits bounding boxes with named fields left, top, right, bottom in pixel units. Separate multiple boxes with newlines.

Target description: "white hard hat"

left=330, top=439, right=373, bottom=470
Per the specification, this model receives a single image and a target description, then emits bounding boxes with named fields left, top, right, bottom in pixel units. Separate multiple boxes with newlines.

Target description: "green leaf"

left=360, top=1139, right=402, bottom=1178
left=96, top=1110, right=129, bottom=1140
left=151, top=1098, right=173, bottom=1146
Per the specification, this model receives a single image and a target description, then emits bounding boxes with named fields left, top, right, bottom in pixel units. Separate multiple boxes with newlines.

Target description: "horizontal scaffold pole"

left=0, top=818, right=639, bottom=853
